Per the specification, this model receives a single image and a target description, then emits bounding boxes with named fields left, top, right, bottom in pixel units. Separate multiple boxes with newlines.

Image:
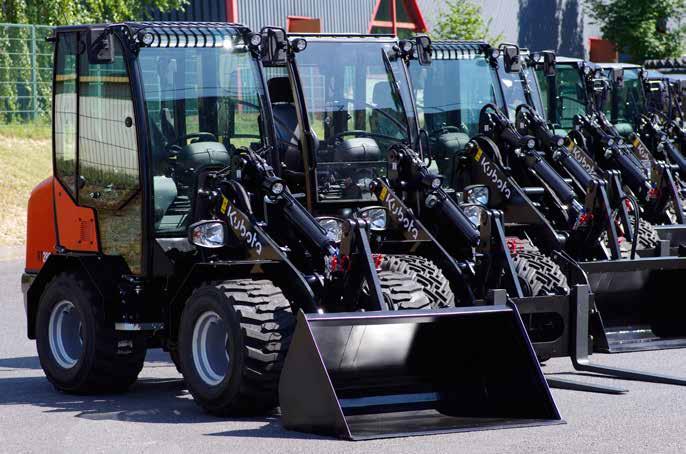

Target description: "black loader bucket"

left=581, top=257, right=686, bottom=353
left=279, top=304, right=562, bottom=440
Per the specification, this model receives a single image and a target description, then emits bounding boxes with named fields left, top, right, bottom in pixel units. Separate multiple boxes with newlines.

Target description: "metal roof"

left=598, top=62, right=641, bottom=70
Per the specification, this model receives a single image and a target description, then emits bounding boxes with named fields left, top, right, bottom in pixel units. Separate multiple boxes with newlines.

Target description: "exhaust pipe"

left=279, top=304, right=562, bottom=440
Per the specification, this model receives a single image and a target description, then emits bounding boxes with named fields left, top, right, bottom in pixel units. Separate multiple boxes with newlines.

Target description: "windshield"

left=139, top=40, right=267, bottom=235
left=498, top=60, right=545, bottom=122
left=537, top=64, right=587, bottom=131
left=409, top=56, right=498, bottom=138
left=603, top=68, right=645, bottom=125
left=294, top=40, right=410, bottom=202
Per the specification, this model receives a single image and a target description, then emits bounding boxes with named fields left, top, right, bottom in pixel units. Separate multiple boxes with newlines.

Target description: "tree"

left=0, top=0, right=188, bottom=25
left=585, top=0, right=686, bottom=61
left=431, top=0, right=504, bottom=43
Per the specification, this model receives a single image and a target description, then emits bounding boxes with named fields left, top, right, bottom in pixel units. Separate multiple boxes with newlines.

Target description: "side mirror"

left=501, top=44, right=522, bottom=73
left=542, top=51, right=556, bottom=77
left=260, top=27, right=288, bottom=66
left=415, top=35, right=432, bottom=66
left=613, top=68, right=625, bottom=88
left=87, top=30, right=114, bottom=64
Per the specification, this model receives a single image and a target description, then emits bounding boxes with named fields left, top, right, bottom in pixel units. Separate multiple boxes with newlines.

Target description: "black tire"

left=377, top=270, right=432, bottom=310
left=512, top=250, right=570, bottom=297
left=35, top=272, right=146, bottom=394
left=381, top=255, right=455, bottom=308
left=178, top=279, right=294, bottom=416
left=602, top=215, right=658, bottom=257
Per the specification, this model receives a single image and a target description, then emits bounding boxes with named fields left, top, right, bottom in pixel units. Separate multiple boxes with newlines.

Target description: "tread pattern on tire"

left=381, top=255, right=455, bottom=308
left=376, top=270, right=431, bottom=310
left=510, top=246, right=570, bottom=297
left=38, top=272, right=146, bottom=394
left=215, top=279, right=294, bottom=413
left=602, top=215, right=659, bottom=257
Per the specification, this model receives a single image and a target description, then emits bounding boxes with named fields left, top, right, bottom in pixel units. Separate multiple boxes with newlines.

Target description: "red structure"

left=368, top=0, right=428, bottom=35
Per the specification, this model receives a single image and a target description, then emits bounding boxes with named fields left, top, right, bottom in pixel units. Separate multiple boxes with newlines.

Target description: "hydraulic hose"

left=618, top=194, right=641, bottom=260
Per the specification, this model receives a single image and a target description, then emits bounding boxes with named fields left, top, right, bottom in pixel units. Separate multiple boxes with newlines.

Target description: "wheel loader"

left=404, top=39, right=686, bottom=386
left=21, top=22, right=563, bottom=441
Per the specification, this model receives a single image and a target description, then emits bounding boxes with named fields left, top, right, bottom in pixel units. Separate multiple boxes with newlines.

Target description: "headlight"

left=422, top=174, right=443, bottom=189
left=292, top=38, right=307, bottom=52
left=607, top=138, right=615, bottom=147
left=263, top=177, right=285, bottom=197
left=358, top=207, right=388, bottom=231
left=461, top=204, right=485, bottom=227
left=490, top=48, right=500, bottom=59
left=248, top=32, right=262, bottom=47
left=465, top=185, right=490, bottom=206
left=400, top=40, right=413, bottom=53
left=189, top=221, right=225, bottom=248
left=583, top=65, right=592, bottom=75
left=317, top=217, right=345, bottom=243
left=617, top=138, right=624, bottom=146
left=556, top=136, right=565, bottom=147
left=526, top=138, right=536, bottom=149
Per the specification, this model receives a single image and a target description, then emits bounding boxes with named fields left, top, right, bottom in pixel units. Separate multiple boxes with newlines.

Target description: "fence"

left=0, top=23, right=53, bottom=122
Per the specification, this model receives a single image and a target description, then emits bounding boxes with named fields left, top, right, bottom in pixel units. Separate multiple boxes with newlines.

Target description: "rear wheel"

left=178, top=279, right=294, bottom=416
left=601, top=215, right=659, bottom=258
left=381, top=255, right=455, bottom=308
left=35, top=272, right=146, bottom=394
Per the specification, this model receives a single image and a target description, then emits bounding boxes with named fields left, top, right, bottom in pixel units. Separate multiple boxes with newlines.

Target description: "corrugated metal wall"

left=150, top=0, right=226, bottom=22
left=236, top=0, right=376, bottom=33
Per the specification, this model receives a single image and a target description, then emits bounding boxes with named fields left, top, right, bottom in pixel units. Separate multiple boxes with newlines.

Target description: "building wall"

left=151, top=0, right=600, bottom=57
left=417, top=0, right=601, bottom=58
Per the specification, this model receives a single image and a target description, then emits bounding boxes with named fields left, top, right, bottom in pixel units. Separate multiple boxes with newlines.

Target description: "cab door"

left=52, top=30, right=143, bottom=274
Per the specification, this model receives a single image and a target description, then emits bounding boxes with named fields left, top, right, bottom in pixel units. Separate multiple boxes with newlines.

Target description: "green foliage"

left=585, top=0, right=686, bottom=61
left=0, top=0, right=188, bottom=25
left=431, top=0, right=504, bottom=44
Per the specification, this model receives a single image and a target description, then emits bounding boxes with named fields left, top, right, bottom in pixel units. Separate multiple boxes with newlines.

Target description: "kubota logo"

left=569, top=144, right=596, bottom=174
left=225, top=203, right=263, bottom=255
left=383, top=193, right=419, bottom=240
left=480, top=158, right=512, bottom=199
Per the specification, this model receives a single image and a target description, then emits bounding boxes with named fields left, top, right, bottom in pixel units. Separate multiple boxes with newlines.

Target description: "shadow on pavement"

left=0, top=349, right=315, bottom=440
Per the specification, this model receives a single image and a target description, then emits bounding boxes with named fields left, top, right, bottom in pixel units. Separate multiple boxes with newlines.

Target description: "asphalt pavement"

left=1, top=258, right=685, bottom=453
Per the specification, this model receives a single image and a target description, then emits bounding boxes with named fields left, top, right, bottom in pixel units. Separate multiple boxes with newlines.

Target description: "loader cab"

left=534, top=57, right=589, bottom=133
left=407, top=41, right=502, bottom=181
left=43, top=23, right=278, bottom=277
left=270, top=35, right=417, bottom=209
left=600, top=64, right=646, bottom=136
left=493, top=48, right=546, bottom=122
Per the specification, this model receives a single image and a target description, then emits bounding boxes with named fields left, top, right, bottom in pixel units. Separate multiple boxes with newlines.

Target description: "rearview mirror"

left=415, top=35, right=432, bottom=66
left=542, top=51, right=556, bottom=77
left=87, top=30, right=114, bottom=64
left=260, top=27, right=288, bottom=66
left=500, top=44, right=522, bottom=73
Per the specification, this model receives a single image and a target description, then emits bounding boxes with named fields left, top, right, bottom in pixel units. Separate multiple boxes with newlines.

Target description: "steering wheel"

left=332, top=130, right=401, bottom=144
left=336, top=98, right=407, bottom=131
left=180, top=132, right=218, bottom=143
left=428, top=125, right=465, bottom=136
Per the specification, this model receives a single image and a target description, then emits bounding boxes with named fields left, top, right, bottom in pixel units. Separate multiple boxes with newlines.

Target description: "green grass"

left=0, top=125, right=52, bottom=246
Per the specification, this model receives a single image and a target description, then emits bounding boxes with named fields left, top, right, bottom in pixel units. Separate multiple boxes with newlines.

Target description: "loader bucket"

left=279, top=305, right=562, bottom=440
left=580, top=257, right=686, bottom=353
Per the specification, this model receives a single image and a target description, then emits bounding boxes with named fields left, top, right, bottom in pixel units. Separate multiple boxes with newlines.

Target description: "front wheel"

left=35, top=272, right=146, bottom=394
left=178, top=279, right=294, bottom=416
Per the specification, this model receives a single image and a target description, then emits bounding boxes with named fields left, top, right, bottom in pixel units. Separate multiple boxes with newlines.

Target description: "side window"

left=54, top=33, right=78, bottom=195
left=78, top=36, right=142, bottom=273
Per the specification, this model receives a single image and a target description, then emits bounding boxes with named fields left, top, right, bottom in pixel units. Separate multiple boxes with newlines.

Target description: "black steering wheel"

left=332, top=130, right=401, bottom=144
left=334, top=98, right=408, bottom=131
left=180, top=132, right=218, bottom=143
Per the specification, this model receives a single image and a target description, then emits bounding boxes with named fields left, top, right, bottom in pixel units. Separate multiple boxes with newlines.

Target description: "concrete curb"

left=0, top=245, right=23, bottom=262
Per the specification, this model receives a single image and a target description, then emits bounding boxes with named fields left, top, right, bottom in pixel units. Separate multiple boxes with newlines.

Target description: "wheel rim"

left=48, top=300, right=83, bottom=369
left=192, top=311, right=230, bottom=386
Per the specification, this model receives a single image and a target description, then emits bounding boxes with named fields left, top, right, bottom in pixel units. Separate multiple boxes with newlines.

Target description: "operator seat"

left=268, top=77, right=306, bottom=176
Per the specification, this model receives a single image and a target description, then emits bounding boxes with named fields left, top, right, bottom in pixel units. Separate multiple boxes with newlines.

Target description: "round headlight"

left=359, top=208, right=387, bottom=232
left=317, top=218, right=344, bottom=243
left=465, top=186, right=490, bottom=206
left=249, top=32, right=262, bottom=47
left=430, top=177, right=442, bottom=189
left=532, top=52, right=541, bottom=63
left=583, top=65, right=592, bottom=75
left=293, top=38, right=308, bottom=52
left=617, top=138, right=624, bottom=146
left=607, top=138, right=615, bottom=147
left=462, top=204, right=485, bottom=227
left=141, top=32, right=154, bottom=46
left=401, top=40, right=413, bottom=53
left=527, top=138, right=536, bottom=149
left=271, top=181, right=284, bottom=196
left=491, top=48, right=500, bottom=59
left=556, top=137, right=565, bottom=147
